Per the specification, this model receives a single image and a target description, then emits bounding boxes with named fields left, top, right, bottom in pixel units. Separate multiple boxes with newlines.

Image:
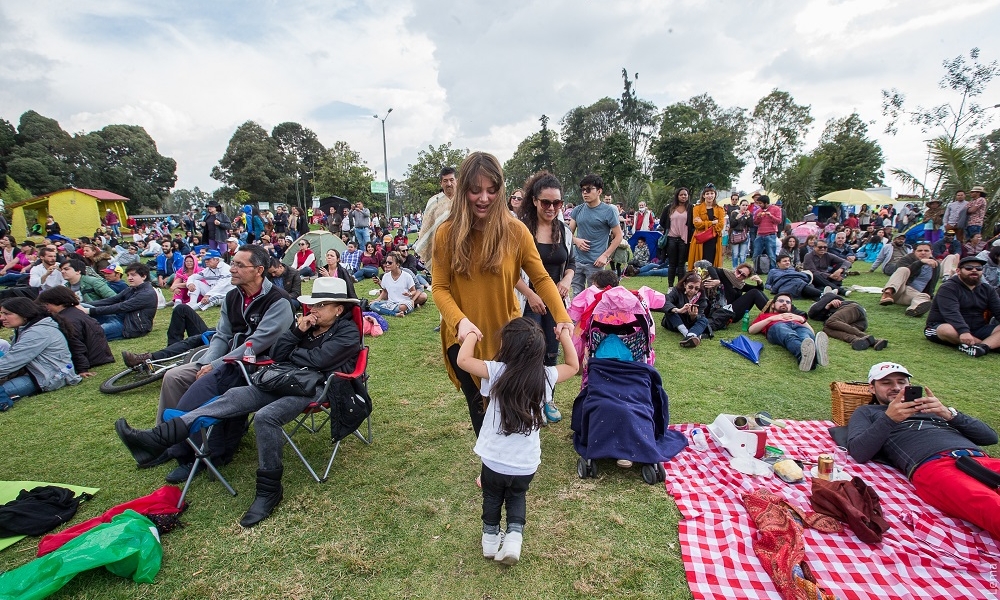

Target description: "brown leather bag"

left=810, top=476, right=891, bottom=544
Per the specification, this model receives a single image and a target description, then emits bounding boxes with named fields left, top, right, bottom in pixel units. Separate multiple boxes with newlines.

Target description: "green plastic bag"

left=0, top=510, right=162, bottom=600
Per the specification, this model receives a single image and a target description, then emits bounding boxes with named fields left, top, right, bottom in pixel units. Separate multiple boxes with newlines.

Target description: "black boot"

left=115, top=418, right=189, bottom=468
left=239, top=468, right=283, bottom=528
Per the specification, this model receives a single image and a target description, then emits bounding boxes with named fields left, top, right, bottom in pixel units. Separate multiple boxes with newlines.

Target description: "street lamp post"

left=374, top=108, right=393, bottom=220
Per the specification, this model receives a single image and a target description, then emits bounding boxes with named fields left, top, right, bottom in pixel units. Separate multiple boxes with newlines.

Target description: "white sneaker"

left=495, top=531, right=522, bottom=565
left=799, top=338, right=816, bottom=371
left=822, top=286, right=833, bottom=296
left=815, top=332, right=829, bottom=367
left=482, top=531, right=503, bottom=559
left=173, top=299, right=182, bottom=307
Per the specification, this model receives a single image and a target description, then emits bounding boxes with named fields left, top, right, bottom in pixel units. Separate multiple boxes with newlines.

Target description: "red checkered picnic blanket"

left=664, top=421, right=1000, bottom=600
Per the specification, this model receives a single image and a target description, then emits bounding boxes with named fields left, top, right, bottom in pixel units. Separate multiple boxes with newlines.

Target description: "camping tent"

left=282, top=230, right=347, bottom=268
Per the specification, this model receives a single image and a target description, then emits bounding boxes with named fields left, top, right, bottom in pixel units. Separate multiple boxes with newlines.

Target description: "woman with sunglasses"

left=371, top=251, right=417, bottom=317
left=516, top=171, right=575, bottom=422
left=291, top=238, right=316, bottom=277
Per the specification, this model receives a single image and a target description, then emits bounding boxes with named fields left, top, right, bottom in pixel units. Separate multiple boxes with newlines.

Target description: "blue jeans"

left=751, top=234, right=777, bottom=265
left=0, top=273, right=25, bottom=287
left=731, top=240, right=750, bottom=268
left=353, top=266, right=378, bottom=280
left=98, top=315, right=125, bottom=341
left=766, top=322, right=814, bottom=363
left=637, top=263, right=670, bottom=276
left=370, top=300, right=412, bottom=316
left=0, top=375, right=41, bottom=410
left=355, top=227, right=370, bottom=248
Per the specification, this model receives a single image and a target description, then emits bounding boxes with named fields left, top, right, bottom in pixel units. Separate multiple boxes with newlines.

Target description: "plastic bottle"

left=690, top=427, right=709, bottom=451
left=741, top=310, right=751, bottom=332
left=242, top=341, right=256, bottom=364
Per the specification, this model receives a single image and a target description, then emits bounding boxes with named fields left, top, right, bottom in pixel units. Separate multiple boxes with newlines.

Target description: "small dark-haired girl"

left=457, top=317, right=578, bottom=565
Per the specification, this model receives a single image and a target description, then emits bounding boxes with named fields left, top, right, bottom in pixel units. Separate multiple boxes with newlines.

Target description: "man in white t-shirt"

left=370, top=251, right=416, bottom=317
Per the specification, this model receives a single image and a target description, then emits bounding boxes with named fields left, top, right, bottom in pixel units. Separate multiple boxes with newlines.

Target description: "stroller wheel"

left=577, top=457, right=588, bottom=479
left=641, top=464, right=657, bottom=485
left=588, top=460, right=598, bottom=478
left=656, top=461, right=666, bottom=482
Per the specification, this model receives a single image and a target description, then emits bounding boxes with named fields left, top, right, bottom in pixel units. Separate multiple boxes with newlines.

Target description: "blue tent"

left=904, top=221, right=927, bottom=245
left=720, top=335, right=763, bottom=365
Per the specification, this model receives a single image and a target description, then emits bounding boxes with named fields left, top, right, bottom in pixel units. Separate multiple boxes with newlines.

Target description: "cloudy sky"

left=2, top=0, right=999, bottom=199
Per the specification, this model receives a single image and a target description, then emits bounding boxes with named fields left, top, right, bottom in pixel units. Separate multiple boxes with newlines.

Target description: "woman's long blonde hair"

left=447, top=152, right=519, bottom=276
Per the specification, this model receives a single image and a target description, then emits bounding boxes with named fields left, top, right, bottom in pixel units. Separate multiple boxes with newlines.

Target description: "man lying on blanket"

left=847, top=361, right=999, bottom=538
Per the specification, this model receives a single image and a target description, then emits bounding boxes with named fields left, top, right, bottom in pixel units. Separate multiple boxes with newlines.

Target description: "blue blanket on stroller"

left=571, top=358, right=688, bottom=464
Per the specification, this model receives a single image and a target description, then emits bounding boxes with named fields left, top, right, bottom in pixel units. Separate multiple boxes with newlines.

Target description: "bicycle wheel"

left=99, top=365, right=168, bottom=394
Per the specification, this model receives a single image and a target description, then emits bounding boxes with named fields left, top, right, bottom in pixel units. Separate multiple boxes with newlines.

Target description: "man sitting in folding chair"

left=116, top=277, right=361, bottom=527
left=151, top=245, right=294, bottom=483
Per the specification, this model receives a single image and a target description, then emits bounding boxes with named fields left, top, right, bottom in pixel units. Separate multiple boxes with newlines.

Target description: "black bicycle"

left=99, top=347, right=207, bottom=394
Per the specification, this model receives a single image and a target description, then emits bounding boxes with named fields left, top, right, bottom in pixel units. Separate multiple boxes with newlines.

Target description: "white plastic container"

left=705, top=414, right=768, bottom=459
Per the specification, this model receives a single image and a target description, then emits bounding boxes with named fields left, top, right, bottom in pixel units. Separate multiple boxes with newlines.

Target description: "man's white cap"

left=867, top=362, right=912, bottom=383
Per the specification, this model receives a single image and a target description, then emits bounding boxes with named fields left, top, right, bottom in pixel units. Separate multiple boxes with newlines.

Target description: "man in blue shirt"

left=568, top=174, right=623, bottom=295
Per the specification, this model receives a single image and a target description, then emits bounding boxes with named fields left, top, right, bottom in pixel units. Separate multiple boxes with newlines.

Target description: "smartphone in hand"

left=903, top=385, right=923, bottom=403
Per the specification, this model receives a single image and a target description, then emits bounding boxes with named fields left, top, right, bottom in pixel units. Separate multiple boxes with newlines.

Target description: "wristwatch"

left=946, top=407, right=958, bottom=419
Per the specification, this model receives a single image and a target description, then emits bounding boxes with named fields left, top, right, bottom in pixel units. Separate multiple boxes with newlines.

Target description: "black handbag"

left=250, top=363, right=325, bottom=397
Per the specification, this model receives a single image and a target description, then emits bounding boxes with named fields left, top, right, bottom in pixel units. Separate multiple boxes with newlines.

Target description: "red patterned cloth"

left=663, top=420, right=1000, bottom=600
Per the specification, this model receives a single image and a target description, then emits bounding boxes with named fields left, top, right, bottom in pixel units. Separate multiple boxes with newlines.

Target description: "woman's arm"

left=287, top=319, right=360, bottom=372
left=518, top=226, right=571, bottom=324
left=0, top=329, right=46, bottom=379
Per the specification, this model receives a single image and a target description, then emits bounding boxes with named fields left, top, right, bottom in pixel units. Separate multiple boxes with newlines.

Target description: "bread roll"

left=773, top=459, right=804, bottom=481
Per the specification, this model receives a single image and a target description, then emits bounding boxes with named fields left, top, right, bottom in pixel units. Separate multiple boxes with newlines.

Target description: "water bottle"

left=690, top=427, right=709, bottom=452
left=741, top=310, right=751, bottom=332
left=242, top=341, right=256, bottom=364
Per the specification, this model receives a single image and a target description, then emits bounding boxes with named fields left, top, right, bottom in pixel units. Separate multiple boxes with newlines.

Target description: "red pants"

left=911, top=455, right=1000, bottom=539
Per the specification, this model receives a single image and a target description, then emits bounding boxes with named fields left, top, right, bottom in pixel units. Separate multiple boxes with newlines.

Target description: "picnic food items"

left=773, top=459, right=805, bottom=483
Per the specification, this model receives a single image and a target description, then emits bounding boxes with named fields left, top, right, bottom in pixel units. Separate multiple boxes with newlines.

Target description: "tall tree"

left=772, top=154, right=826, bottom=221
left=271, top=122, right=323, bottom=209
left=0, top=118, right=16, bottom=181
left=558, top=97, right=620, bottom=191
left=211, top=121, right=291, bottom=206
left=503, top=132, right=563, bottom=193
left=531, top=115, right=556, bottom=175
left=882, top=47, right=999, bottom=146
left=651, top=95, right=747, bottom=190
left=165, top=186, right=212, bottom=214
left=398, top=143, right=467, bottom=212
left=598, top=131, right=641, bottom=197
left=76, top=124, right=177, bottom=211
left=812, top=113, right=884, bottom=196
left=7, top=111, right=77, bottom=193
left=618, top=69, right=659, bottom=173
left=746, top=89, right=813, bottom=190
left=313, top=140, right=375, bottom=206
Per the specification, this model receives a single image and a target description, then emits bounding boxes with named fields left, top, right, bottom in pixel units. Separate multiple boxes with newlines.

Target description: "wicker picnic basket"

left=830, top=381, right=872, bottom=426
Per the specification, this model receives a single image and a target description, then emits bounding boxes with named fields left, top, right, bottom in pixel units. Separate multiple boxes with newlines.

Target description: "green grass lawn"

left=1, top=265, right=997, bottom=600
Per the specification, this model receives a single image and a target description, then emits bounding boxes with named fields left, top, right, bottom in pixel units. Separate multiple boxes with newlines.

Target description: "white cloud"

left=1, top=0, right=998, bottom=199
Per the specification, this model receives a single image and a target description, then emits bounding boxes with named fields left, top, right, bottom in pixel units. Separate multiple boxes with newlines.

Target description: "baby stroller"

left=569, top=287, right=688, bottom=484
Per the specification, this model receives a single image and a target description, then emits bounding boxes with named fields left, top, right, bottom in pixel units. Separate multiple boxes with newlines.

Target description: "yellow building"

left=10, top=188, right=130, bottom=240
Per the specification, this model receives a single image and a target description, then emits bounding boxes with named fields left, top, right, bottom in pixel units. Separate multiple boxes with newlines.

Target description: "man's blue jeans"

left=97, top=315, right=125, bottom=341
left=766, top=322, right=814, bottom=362
left=751, top=234, right=777, bottom=265
left=354, top=227, right=370, bottom=248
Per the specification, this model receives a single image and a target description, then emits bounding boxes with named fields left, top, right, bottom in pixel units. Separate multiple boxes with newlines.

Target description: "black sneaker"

left=871, top=338, right=889, bottom=351
left=958, top=343, right=988, bottom=358
left=851, top=338, right=871, bottom=351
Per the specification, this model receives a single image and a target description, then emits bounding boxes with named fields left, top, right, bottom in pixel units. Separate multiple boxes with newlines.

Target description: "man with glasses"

left=924, top=255, right=1000, bottom=357
left=153, top=245, right=294, bottom=482
left=880, top=242, right=940, bottom=317
left=803, top=239, right=851, bottom=296
left=569, top=174, right=624, bottom=295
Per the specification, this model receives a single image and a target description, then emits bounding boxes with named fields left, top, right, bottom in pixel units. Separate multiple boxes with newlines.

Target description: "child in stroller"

left=568, top=271, right=687, bottom=481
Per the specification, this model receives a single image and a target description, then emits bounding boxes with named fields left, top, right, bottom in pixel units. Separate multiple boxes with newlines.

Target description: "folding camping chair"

left=282, top=304, right=372, bottom=482
left=224, top=305, right=373, bottom=483
left=162, top=397, right=238, bottom=509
